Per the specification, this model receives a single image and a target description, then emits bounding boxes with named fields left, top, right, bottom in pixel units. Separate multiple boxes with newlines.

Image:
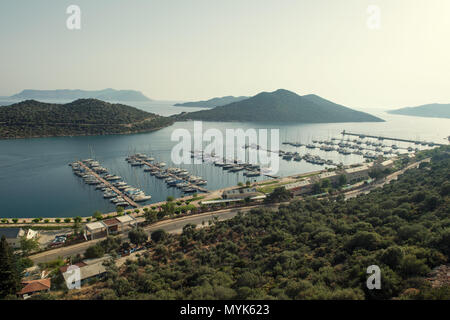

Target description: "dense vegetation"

left=175, top=96, right=248, bottom=108
left=388, top=103, right=450, bottom=119
left=0, top=236, right=34, bottom=299
left=58, top=146, right=449, bottom=300
left=0, top=99, right=174, bottom=139
left=9, top=88, right=151, bottom=102
left=176, top=89, right=384, bottom=123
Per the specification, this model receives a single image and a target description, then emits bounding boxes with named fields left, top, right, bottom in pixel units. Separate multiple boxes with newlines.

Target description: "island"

left=175, top=89, right=384, bottom=123
left=174, top=96, right=249, bottom=108
left=388, top=103, right=450, bottom=119
left=0, top=99, right=174, bottom=139
left=7, top=88, right=151, bottom=102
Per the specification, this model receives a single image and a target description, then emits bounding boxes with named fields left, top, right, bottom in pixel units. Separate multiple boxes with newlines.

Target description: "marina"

left=70, top=160, right=148, bottom=209
left=126, top=153, right=209, bottom=193
left=0, top=108, right=448, bottom=218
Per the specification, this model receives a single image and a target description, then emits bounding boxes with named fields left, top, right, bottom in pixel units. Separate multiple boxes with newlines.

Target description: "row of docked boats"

left=126, top=153, right=207, bottom=194
left=191, top=150, right=264, bottom=177
left=279, top=151, right=336, bottom=166
left=69, top=159, right=152, bottom=207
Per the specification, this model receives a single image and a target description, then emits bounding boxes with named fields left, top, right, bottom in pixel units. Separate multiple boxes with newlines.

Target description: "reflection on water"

left=0, top=101, right=448, bottom=218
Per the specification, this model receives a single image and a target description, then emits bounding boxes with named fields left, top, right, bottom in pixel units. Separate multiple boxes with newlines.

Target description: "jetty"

left=140, top=160, right=209, bottom=193
left=77, top=161, right=139, bottom=208
left=341, top=130, right=446, bottom=146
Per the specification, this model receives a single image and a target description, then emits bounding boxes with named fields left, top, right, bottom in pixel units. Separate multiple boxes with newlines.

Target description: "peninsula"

left=388, top=103, right=450, bottom=119
left=0, top=99, right=173, bottom=139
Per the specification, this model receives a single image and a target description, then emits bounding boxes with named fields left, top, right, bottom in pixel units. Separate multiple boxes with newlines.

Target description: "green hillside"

left=175, top=96, right=249, bottom=108
left=0, top=99, right=173, bottom=139
left=176, top=89, right=384, bottom=123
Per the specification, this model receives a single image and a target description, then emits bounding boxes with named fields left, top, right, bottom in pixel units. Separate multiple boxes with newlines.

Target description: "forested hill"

left=388, top=103, right=450, bottom=119
left=9, top=88, right=151, bottom=102
left=57, top=146, right=449, bottom=300
left=176, top=89, right=384, bottom=123
left=0, top=99, right=173, bottom=139
left=174, top=96, right=249, bottom=108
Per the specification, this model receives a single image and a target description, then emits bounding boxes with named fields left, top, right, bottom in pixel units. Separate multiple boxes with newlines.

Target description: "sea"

left=0, top=99, right=448, bottom=218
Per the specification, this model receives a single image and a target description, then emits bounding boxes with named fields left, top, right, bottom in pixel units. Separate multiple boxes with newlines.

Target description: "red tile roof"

left=59, top=262, right=87, bottom=273
left=102, top=218, right=120, bottom=226
left=19, top=279, right=51, bottom=295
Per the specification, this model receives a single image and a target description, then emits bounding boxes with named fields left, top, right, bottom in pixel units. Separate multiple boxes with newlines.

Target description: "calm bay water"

left=0, top=100, right=448, bottom=218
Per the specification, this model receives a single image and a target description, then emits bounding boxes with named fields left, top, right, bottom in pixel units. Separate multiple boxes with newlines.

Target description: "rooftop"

left=116, top=215, right=135, bottom=224
left=0, top=227, right=23, bottom=239
left=318, top=171, right=337, bottom=179
left=285, top=179, right=312, bottom=190
left=85, top=221, right=105, bottom=232
left=18, top=279, right=51, bottom=295
left=345, top=165, right=371, bottom=174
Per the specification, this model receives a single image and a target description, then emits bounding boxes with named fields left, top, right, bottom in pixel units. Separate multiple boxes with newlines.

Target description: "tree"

left=72, top=220, right=82, bottom=235
left=93, top=211, right=103, bottom=221
left=84, top=244, right=105, bottom=259
left=321, top=179, right=331, bottom=189
left=0, top=236, right=21, bottom=298
left=338, top=174, right=347, bottom=186
left=312, top=182, right=322, bottom=194
left=128, top=228, right=148, bottom=246
left=182, top=224, right=197, bottom=239
left=161, top=202, right=175, bottom=217
left=20, top=236, right=39, bottom=256
left=100, top=236, right=122, bottom=253
left=264, top=187, right=293, bottom=204
left=144, top=210, right=158, bottom=224
left=166, top=196, right=174, bottom=202
left=151, top=229, right=167, bottom=243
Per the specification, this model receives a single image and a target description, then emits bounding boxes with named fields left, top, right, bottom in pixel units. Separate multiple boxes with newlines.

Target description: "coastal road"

left=29, top=205, right=270, bottom=264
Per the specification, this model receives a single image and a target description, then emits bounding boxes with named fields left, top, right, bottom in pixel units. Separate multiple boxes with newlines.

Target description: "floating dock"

left=140, top=160, right=209, bottom=193
left=77, top=161, right=139, bottom=208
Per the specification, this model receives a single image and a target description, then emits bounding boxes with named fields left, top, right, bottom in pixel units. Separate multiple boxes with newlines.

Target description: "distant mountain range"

left=175, top=96, right=249, bottom=108
left=6, top=89, right=151, bottom=102
left=0, top=99, right=173, bottom=139
left=176, top=89, right=384, bottom=123
left=388, top=103, right=450, bottom=119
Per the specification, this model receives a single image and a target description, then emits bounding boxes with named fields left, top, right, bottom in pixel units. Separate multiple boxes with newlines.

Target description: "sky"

left=0, top=0, right=449, bottom=108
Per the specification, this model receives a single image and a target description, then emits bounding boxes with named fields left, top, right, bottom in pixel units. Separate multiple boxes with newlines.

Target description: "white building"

left=0, top=228, right=38, bottom=249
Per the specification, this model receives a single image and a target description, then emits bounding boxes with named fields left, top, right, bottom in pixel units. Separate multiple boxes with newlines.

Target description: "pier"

left=341, top=130, right=446, bottom=146
left=140, top=160, right=209, bottom=193
left=77, top=161, right=139, bottom=208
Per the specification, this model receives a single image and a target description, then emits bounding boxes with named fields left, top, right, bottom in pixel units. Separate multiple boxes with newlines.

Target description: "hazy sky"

left=1, top=0, right=449, bottom=108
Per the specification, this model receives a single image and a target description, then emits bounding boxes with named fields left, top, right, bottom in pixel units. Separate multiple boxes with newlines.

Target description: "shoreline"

left=0, top=167, right=327, bottom=224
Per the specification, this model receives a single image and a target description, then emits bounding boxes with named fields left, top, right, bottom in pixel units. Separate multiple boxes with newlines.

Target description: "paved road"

left=29, top=205, right=267, bottom=264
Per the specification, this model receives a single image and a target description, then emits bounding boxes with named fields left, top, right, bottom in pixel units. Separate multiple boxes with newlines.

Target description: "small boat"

left=182, top=187, right=197, bottom=193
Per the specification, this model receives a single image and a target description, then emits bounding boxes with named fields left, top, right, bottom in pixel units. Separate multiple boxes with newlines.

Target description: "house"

left=317, top=171, right=339, bottom=183
left=0, top=228, right=38, bottom=249
left=285, top=179, right=313, bottom=196
left=18, top=279, right=51, bottom=299
left=222, top=187, right=260, bottom=199
left=380, top=159, right=394, bottom=168
left=344, top=164, right=372, bottom=183
left=61, top=257, right=108, bottom=287
left=85, top=215, right=137, bottom=240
